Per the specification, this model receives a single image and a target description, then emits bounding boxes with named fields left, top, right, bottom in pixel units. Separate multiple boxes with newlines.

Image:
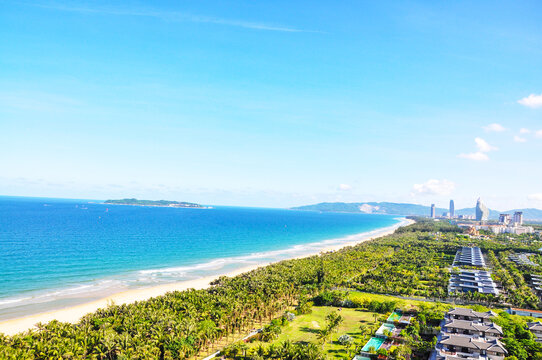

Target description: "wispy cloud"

left=458, top=152, right=489, bottom=161
left=520, top=128, right=531, bottom=134
left=412, top=179, right=455, bottom=196
left=513, top=135, right=527, bottom=143
left=483, top=123, right=506, bottom=132
left=536, top=130, right=542, bottom=139
left=337, top=184, right=352, bottom=191
left=518, top=93, right=542, bottom=108
left=30, top=2, right=320, bottom=33
left=474, top=137, right=497, bottom=152
left=458, top=137, right=497, bottom=161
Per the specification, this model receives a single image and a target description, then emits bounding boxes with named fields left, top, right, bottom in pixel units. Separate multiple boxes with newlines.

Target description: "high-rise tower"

left=514, top=211, right=523, bottom=225
left=449, top=200, right=455, bottom=218
left=475, top=198, right=489, bottom=222
left=431, top=204, right=436, bottom=218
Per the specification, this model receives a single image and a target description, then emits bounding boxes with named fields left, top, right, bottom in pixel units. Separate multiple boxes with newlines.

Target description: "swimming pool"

left=361, top=337, right=385, bottom=352
left=376, top=323, right=396, bottom=337
left=387, top=311, right=402, bottom=322
left=353, top=356, right=372, bottom=360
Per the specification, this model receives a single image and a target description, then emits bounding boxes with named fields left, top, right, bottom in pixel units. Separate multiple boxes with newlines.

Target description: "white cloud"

left=458, top=138, right=496, bottom=161
left=518, top=93, right=542, bottom=108
left=483, top=123, right=506, bottom=132
left=338, top=184, right=352, bottom=191
left=520, top=128, right=531, bottom=134
left=412, top=179, right=455, bottom=196
left=528, top=193, right=542, bottom=201
left=536, top=130, right=542, bottom=138
left=474, top=137, right=498, bottom=152
left=513, top=135, right=527, bottom=143
left=458, top=152, right=489, bottom=161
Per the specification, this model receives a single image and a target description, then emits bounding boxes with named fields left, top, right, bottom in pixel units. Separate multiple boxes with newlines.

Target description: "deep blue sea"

left=0, top=196, right=402, bottom=320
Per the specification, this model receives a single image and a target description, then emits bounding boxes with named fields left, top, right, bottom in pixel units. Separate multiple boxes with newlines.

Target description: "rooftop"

left=440, top=334, right=507, bottom=354
left=444, top=319, right=502, bottom=336
left=447, top=308, right=497, bottom=319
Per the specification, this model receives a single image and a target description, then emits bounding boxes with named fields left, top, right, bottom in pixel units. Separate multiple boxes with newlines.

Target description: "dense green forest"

left=1, top=220, right=541, bottom=359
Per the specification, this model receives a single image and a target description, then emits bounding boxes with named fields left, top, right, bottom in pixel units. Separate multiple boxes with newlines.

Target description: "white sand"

left=0, top=217, right=414, bottom=336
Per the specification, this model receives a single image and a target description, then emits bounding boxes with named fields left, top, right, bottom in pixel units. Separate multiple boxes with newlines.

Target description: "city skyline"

left=1, top=1, right=542, bottom=209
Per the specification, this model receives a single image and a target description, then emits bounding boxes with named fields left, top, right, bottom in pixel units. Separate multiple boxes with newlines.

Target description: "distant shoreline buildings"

left=426, top=198, right=535, bottom=235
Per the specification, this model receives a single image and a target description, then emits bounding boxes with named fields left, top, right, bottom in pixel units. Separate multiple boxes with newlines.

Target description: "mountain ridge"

left=291, top=201, right=542, bottom=220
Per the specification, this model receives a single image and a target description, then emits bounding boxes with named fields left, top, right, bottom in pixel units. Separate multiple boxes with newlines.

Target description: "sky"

left=1, top=0, right=542, bottom=210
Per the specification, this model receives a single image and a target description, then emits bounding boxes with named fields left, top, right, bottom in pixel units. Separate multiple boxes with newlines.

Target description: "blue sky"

left=1, top=0, right=541, bottom=209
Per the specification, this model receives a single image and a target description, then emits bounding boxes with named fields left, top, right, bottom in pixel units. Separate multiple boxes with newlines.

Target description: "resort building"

left=527, top=322, right=542, bottom=343
left=508, top=307, right=542, bottom=319
left=509, top=253, right=538, bottom=267
left=449, top=247, right=500, bottom=296
left=431, top=308, right=507, bottom=360
left=507, top=225, right=534, bottom=235
left=436, top=335, right=507, bottom=360
left=453, top=247, right=486, bottom=267
left=474, top=224, right=534, bottom=235
left=528, top=274, right=542, bottom=298
left=448, top=269, right=499, bottom=295
left=446, top=308, right=497, bottom=324
left=443, top=319, right=503, bottom=338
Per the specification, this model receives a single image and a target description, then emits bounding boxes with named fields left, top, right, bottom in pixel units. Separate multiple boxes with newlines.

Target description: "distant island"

left=104, top=198, right=208, bottom=208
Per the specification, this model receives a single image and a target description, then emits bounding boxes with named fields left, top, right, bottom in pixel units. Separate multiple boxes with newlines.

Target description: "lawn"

left=346, top=290, right=447, bottom=309
left=249, top=306, right=383, bottom=359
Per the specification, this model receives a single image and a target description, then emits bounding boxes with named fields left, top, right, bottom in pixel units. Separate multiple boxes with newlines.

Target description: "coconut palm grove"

left=1, top=219, right=542, bottom=359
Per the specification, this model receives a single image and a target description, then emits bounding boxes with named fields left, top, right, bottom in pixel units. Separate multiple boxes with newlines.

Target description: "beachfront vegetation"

left=1, top=220, right=542, bottom=359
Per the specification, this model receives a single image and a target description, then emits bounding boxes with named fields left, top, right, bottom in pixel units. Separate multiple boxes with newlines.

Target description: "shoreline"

left=0, top=217, right=413, bottom=336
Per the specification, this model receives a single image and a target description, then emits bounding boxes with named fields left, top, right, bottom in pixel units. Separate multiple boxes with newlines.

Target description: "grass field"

left=346, top=291, right=437, bottom=309
left=249, top=306, right=384, bottom=359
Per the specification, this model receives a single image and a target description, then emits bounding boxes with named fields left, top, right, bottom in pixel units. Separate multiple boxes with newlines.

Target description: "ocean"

left=0, top=196, right=402, bottom=320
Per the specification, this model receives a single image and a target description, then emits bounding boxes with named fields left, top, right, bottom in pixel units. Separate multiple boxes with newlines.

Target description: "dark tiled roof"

left=528, top=322, right=542, bottom=331
left=447, top=308, right=496, bottom=319
left=440, top=335, right=507, bottom=354
left=444, top=319, right=503, bottom=335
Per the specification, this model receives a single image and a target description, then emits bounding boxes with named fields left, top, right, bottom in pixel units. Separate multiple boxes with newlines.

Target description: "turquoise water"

left=387, top=311, right=402, bottom=322
left=362, top=337, right=384, bottom=352
left=0, top=196, right=402, bottom=320
left=376, top=323, right=395, bottom=336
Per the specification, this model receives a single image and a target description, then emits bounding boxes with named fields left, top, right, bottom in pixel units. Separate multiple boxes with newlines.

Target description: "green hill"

left=292, top=202, right=542, bottom=220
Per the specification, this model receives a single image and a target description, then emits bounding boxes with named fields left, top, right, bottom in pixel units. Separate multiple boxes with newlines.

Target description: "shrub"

left=338, top=334, right=353, bottom=345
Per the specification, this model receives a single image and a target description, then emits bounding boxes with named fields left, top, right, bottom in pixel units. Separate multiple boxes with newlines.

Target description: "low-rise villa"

left=356, top=309, right=414, bottom=359
left=443, top=319, right=503, bottom=338
left=527, top=322, right=542, bottom=343
left=431, top=308, right=506, bottom=360
left=386, top=309, right=413, bottom=325
left=446, top=308, right=497, bottom=323
left=437, top=335, right=507, bottom=360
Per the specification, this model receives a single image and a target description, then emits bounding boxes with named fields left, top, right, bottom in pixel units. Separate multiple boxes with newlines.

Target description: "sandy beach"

left=0, top=217, right=413, bottom=336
